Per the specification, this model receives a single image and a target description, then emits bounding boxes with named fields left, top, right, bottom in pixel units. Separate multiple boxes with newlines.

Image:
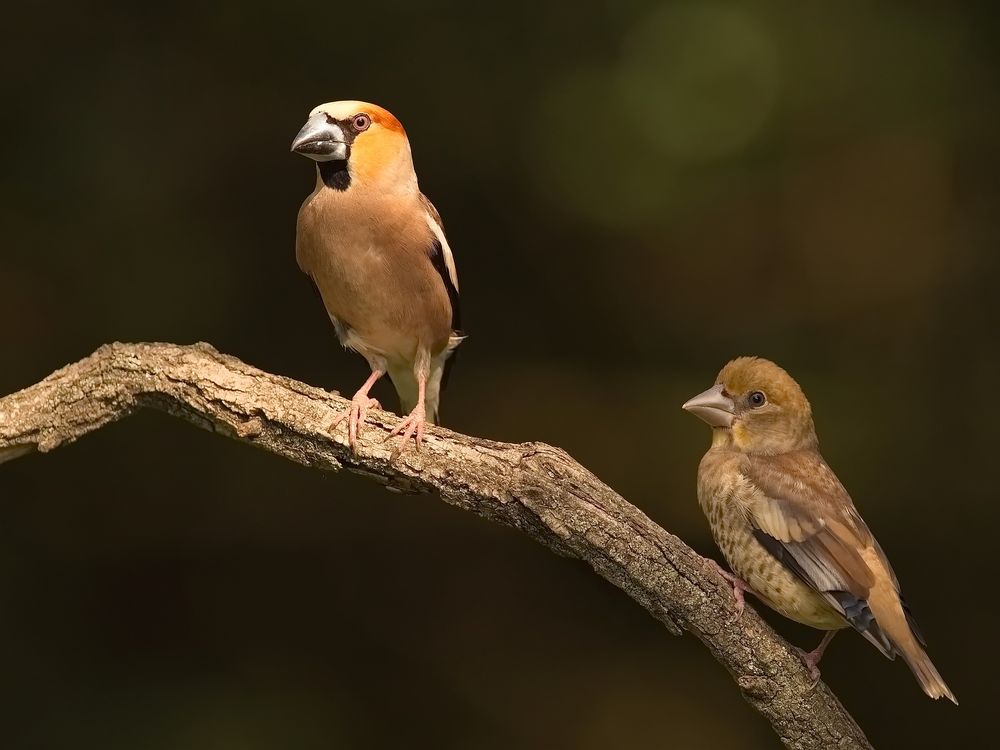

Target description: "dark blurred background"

left=1, top=1, right=996, bottom=747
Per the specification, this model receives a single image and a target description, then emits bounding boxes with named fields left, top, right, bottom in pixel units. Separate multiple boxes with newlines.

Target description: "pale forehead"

left=310, top=100, right=376, bottom=119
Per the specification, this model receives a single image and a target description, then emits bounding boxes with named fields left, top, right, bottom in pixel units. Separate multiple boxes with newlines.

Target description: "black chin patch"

left=319, top=159, right=351, bottom=191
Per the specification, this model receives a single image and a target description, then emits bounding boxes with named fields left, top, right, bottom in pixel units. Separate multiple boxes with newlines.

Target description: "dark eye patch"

left=315, top=115, right=373, bottom=191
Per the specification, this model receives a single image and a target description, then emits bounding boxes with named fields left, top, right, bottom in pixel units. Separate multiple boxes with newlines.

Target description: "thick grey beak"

left=682, top=384, right=735, bottom=428
left=291, top=113, right=348, bottom=162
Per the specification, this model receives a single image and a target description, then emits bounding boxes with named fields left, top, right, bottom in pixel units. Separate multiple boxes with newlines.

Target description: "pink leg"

left=706, top=558, right=753, bottom=624
left=385, top=372, right=427, bottom=458
left=329, top=369, right=383, bottom=450
left=796, top=630, right=837, bottom=684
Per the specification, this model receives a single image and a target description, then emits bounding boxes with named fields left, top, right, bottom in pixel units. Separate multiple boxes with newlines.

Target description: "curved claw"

left=329, top=394, right=381, bottom=450
left=794, top=630, right=836, bottom=687
left=385, top=405, right=427, bottom=459
left=706, top=558, right=752, bottom=624
left=794, top=646, right=823, bottom=686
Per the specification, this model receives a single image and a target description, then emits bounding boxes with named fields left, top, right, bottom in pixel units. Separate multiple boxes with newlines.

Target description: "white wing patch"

left=424, top=212, right=459, bottom=293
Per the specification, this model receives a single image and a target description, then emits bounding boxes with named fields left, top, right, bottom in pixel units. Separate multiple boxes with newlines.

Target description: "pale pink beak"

left=682, top=384, right=735, bottom=428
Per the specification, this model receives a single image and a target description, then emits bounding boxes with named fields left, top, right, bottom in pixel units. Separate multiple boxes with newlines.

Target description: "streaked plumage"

left=683, top=356, right=956, bottom=703
left=291, top=101, right=462, bottom=453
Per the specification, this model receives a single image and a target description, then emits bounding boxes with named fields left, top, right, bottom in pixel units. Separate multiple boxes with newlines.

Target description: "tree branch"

left=0, top=342, right=871, bottom=749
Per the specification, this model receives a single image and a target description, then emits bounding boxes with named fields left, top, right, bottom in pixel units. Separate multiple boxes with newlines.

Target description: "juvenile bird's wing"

left=742, top=451, right=901, bottom=657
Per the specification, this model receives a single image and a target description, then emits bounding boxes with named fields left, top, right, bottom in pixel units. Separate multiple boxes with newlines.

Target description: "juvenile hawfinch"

left=683, top=357, right=956, bottom=703
left=291, top=101, right=462, bottom=455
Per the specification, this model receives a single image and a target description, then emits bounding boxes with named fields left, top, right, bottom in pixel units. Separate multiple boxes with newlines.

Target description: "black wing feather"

left=429, top=238, right=461, bottom=392
left=752, top=527, right=896, bottom=657
left=429, top=238, right=461, bottom=332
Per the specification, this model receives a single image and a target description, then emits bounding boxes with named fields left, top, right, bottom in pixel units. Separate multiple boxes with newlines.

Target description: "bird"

left=682, top=356, right=956, bottom=703
left=291, top=101, right=462, bottom=455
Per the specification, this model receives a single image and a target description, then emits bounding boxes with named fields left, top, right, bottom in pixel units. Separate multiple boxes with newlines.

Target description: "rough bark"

left=0, top=342, right=872, bottom=749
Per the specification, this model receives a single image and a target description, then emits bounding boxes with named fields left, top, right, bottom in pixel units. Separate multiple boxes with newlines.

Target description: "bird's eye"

left=749, top=391, right=766, bottom=408
left=352, top=113, right=372, bottom=131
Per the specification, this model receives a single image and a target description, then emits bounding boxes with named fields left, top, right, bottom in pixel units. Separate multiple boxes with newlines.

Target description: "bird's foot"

left=793, top=630, right=836, bottom=686
left=385, top=403, right=426, bottom=459
left=706, top=558, right=752, bottom=624
left=794, top=646, right=823, bottom=685
left=329, top=391, right=382, bottom=450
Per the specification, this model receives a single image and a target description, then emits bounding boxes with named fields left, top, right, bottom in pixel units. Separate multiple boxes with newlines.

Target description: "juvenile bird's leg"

left=706, top=558, right=753, bottom=623
left=386, top=372, right=428, bottom=458
left=329, top=369, right=384, bottom=450
left=795, top=630, right=837, bottom=684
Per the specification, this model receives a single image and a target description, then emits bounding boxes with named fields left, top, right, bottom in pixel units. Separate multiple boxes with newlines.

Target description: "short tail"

left=900, top=646, right=958, bottom=705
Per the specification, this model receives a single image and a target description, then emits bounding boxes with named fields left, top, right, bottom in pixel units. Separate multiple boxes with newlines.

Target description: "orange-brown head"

left=682, top=356, right=818, bottom=454
left=291, top=100, right=415, bottom=193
